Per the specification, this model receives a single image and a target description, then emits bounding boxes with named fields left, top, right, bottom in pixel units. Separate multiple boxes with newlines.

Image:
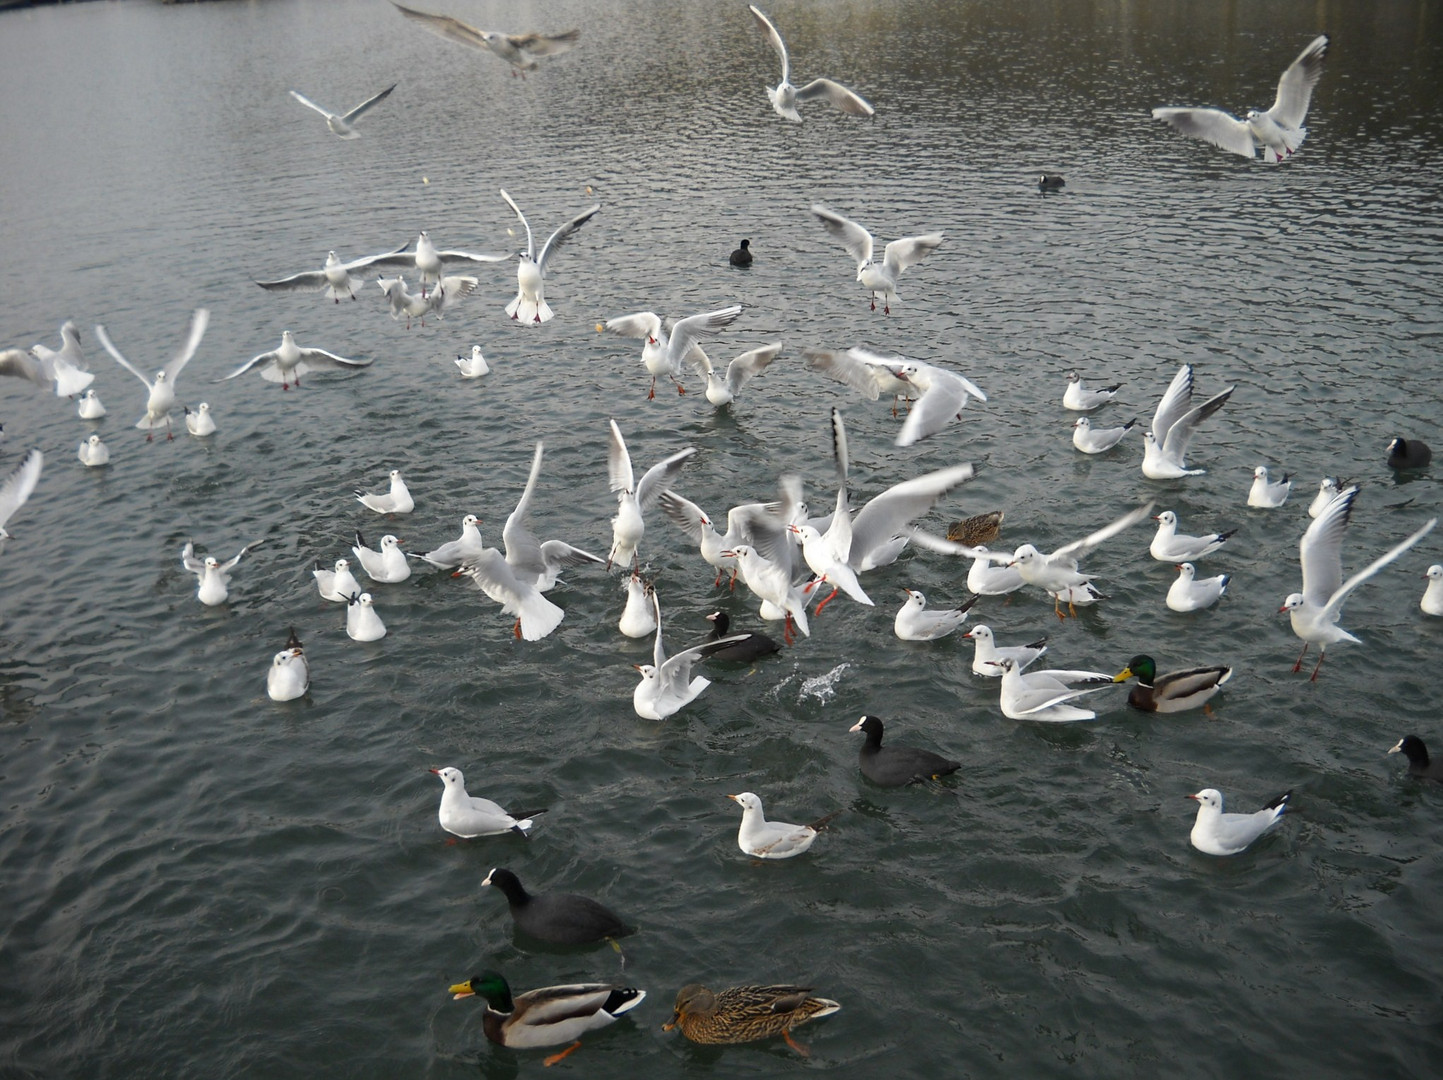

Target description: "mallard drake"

left=1113, top=654, right=1231, bottom=713
left=449, top=970, right=645, bottom=1066
left=663, top=983, right=840, bottom=1053
left=946, top=509, right=1003, bottom=547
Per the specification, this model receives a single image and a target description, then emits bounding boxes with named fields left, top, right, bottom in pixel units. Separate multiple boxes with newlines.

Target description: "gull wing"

left=1050, top=502, right=1156, bottom=564
left=848, top=464, right=975, bottom=568
left=503, top=29, right=580, bottom=59
left=181, top=541, right=206, bottom=575
left=605, top=311, right=663, bottom=342
left=0, top=348, right=50, bottom=388
left=95, top=325, right=154, bottom=390
left=391, top=2, right=488, bottom=50
left=499, top=189, right=534, bottom=260
left=1268, top=34, right=1329, bottom=129
left=802, top=347, right=900, bottom=401
left=795, top=78, right=874, bottom=116
left=536, top=204, right=601, bottom=274
left=1151, top=108, right=1256, bottom=158
left=1297, top=485, right=1354, bottom=607
left=747, top=5, right=790, bottom=84
left=881, top=234, right=943, bottom=275
left=0, top=449, right=43, bottom=531
left=1158, top=385, right=1234, bottom=461
left=503, top=442, right=547, bottom=576
left=658, top=489, right=712, bottom=545
left=1149, top=364, right=1194, bottom=443
left=663, top=306, right=742, bottom=370
left=296, top=346, right=370, bottom=369
left=811, top=205, right=873, bottom=269
left=223, top=348, right=279, bottom=381
left=218, top=540, right=263, bottom=573
left=607, top=420, right=634, bottom=494
left=896, top=370, right=971, bottom=448
left=288, top=90, right=336, bottom=119
left=635, top=448, right=698, bottom=512
left=724, top=342, right=782, bottom=395
left=341, top=83, right=397, bottom=123
left=163, top=308, right=209, bottom=383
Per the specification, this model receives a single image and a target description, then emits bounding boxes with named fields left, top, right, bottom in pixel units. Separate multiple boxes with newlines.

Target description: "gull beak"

left=1277, top=603, right=1290, bottom=613
left=428, top=768, right=441, bottom=775
left=1185, top=794, right=1200, bottom=801
left=726, top=794, right=739, bottom=802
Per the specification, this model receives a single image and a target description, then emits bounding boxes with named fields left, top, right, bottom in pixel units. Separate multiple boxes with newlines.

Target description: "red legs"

left=533, top=313, right=542, bottom=324
left=783, top=615, right=795, bottom=646
left=783, top=1030, right=810, bottom=1056
left=813, top=587, right=840, bottom=616
left=1292, top=642, right=1308, bottom=673
left=1309, top=650, right=1325, bottom=681
left=543, top=1042, right=581, bottom=1067
left=513, top=618, right=522, bottom=640
left=647, top=377, right=657, bottom=400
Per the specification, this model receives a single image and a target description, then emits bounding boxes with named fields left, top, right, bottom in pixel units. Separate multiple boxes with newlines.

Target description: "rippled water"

left=2, top=1, right=1442, bottom=1077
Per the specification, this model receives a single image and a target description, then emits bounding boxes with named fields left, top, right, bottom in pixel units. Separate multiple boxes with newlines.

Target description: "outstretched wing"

left=795, top=78, right=874, bottom=116
left=288, top=90, right=335, bottom=119
left=1051, top=502, right=1155, bottom=564
left=748, top=5, right=790, bottom=84
left=499, top=189, right=534, bottom=260
left=1268, top=34, right=1329, bottom=130
left=0, top=449, right=43, bottom=531
left=811, top=204, right=874, bottom=269
left=536, top=203, right=600, bottom=273
left=341, top=83, right=397, bottom=124
left=163, top=308, right=209, bottom=383
left=95, top=325, right=153, bottom=390
left=391, top=2, right=488, bottom=50
left=1151, top=107, right=1256, bottom=158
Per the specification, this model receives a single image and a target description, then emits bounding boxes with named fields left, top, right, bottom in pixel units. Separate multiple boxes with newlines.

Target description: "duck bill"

left=662, top=1013, right=681, bottom=1031
left=1112, top=668, right=1133, bottom=683
left=449, top=981, right=476, bottom=999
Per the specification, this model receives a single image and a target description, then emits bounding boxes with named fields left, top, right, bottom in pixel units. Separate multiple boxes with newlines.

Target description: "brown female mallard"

left=946, top=510, right=1004, bottom=547
left=1113, top=654, right=1232, bottom=713
left=663, top=983, right=840, bottom=1053
left=449, top=970, right=645, bottom=1066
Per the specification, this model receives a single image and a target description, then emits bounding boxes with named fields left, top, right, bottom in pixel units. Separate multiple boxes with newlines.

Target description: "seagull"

left=266, top=628, right=309, bottom=702
left=95, top=307, right=208, bottom=440
left=790, top=522, right=874, bottom=612
left=727, top=792, right=840, bottom=859
left=184, top=403, right=216, bottom=436
left=503, top=442, right=607, bottom=590
left=991, top=657, right=1114, bottom=722
left=376, top=274, right=434, bottom=328
left=1153, top=35, right=1329, bottom=162
left=1247, top=465, right=1292, bottom=508
left=1281, top=485, right=1436, bottom=679
left=0, top=449, right=42, bottom=556
left=722, top=541, right=812, bottom=643
left=689, top=342, right=781, bottom=408
left=181, top=539, right=261, bottom=606
left=345, top=591, right=387, bottom=641
left=1141, top=364, right=1235, bottom=479
left=313, top=558, right=362, bottom=603
left=415, top=514, right=485, bottom=570
left=355, top=469, right=414, bottom=515
left=77, top=434, right=110, bottom=467
left=1001, top=502, right=1155, bottom=617
left=455, top=345, right=489, bottom=379
left=0, top=348, right=51, bottom=391
left=962, top=624, right=1048, bottom=677
left=224, top=331, right=371, bottom=390
left=618, top=573, right=657, bottom=638
left=288, top=83, right=396, bottom=139
left=1166, top=562, right=1230, bottom=612
left=429, top=766, right=542, bottom=838
left=420, top=275, right=479, bottom=321
left=391, top=3, right=580, bottom=75
left=1063, top=371, right=1120, bottom=411
left=1186, top=789, right=1291, bottom=855
left=77, top=388, right=107, bottom=419
left=455, top=548, right=564, bottom=641
left=1149, top=510, right=1236, bottom=561
left=966, top=545, right=1025, bottom=596
left=747, top=5, right=874, bottom=122
left=1072, top=416, right=1136, bottom=454
left=605, top=307, right=743, bottom=399
left=811, top=204, right=943, bottom=313
left=802, top=346, right=912, bottom=416
left=606, top=420, right=696, bottom=569
left=632, top=588, right=747, bottom=720
left=352, top=530, right=412, bottom=583
left=1422, top=565, right=1443, bottom=616
left=657, top=489, right=766, bottom=587
left=893, top=589, right=977, bottom=641
left=29, top=320, right=93, bottom=397
left=255, top=245, right=411, bottom=303
left=369, top=232, right=508, bottom=297
left=1307, top=476, right=1350, bottom=518
left=891, top=358, right=989, bottom=447
left=499, top=190, right=600, bottom=324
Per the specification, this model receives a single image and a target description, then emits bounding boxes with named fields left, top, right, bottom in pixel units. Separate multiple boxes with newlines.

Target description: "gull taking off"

left=606, top=420, right=696, bottom=569
left=0, top=449, right=42, bottom=555
left=499, top=190, right=600, bottom=324
left=181, top=539, right=262, bottom=606
left=224, top=331, right=371, bottom=389
left=605, top=306, right=742, bottom=399
left=96, top=308, right=208, bottom=440
left=255, top=246, right=410, bottom=303
left=1141, top=364, right=1234, bottom=479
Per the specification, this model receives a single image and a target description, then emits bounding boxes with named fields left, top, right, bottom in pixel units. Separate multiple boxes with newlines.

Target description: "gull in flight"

left=0, top=449, right=43, bottom=555
left=811, top=204, right=942, bottom=313
left=288, top=83, right=396, bottom=139
left=29, top=320, right=93, bottom=397
left=802, top=347, right=911, bottom=416
left=499, top=190, right=600, bottom=324
left=804, top=348, right=987, bottom=446
left=255, top=245, right=410, bottom=303
left=727, top=792, right=840, bottom=859
left=604, top=306, right=742, bottom=399
left=96, top=308, right=208, bottom=440
left=997, top=502, right=1155, bottom=618
left=1153, top=35, right=1329, bottom=163
left=1281, top=485, right=1435, bottom=679
left=502, top=442, right=607, bottom=591
left=391, top=3, right=579, bottom=76
left=181, top=539, right=262, bottom=607
left=689, top=342, right=781, bottom=408
left=355, top=469, right=414, bottom=515
left=223, top=331, right=371, bottom=389
left=747, top=5, right=873, bottom=122
left=454, top=549, right=564, bottom=641
left=377, top=273, right=478, bottom=328
left=1141, top=364, right=1234, bottom=479
left=369, top=231, right=507, bottom=298
left=606, top=420, right=696, bottom=570
left=1186, top=789, right=1291, bottom=855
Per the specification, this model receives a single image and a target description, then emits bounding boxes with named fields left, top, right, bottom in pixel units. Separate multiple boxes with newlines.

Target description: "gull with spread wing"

left=255, top=245, right=410, bottom=303
left=96, top=308, right=208, bottom=440
left=606, top=420, right=696, bottom=570
left=368, top=231, right=507, bottom=298
left=1141, top=364, right=1234, bottom=479
left=632, top=588, right=746, bottom=720
left=391, top=3, right=579, bottom=76
left=747, top=6, right=873, bottom=122
left=690, top=342, right=781, bottom=408
left=605, top=306, right=742, bottom=399
left=503, top=442, right=606, bottom=591
left=998, top=503, right=1155, bottom=618
left=499, top=190, right=600, bottom=324
left=288, top=83, right=395, bottom=139
left=0, top=449, right=43, bottom=556
left=223, top=331, right=371, bottom=389
left=181, top=539, right=263, bottom=607
left=811, top=205, right=943, bottom=313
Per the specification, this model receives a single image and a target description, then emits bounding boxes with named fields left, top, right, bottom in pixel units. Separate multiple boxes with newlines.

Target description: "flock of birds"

left=3, top=5, right=1440, bottom=1067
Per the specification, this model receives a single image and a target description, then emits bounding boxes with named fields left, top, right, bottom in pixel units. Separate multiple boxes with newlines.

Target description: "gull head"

left=1074, top=417, right=1091, bottom=431
left=1427, top=565, right=1443, bottom=582
left=380, top=535, right=401, bottom=550
left=1008, top=544, right=1040, bottom=569
left=430, top=766, right=463, bottom=787
left=964, top=624, right=992, bottom=643
left=1154, top=510, right=1177, bottom=526
left=1279, top=592, right=1306, bottom=614
left=1187, top=789, right=1223, bottom=810
left=154, top=371, right=168, bottom=384
left=204, top=556, right=219, bottom=570
left=728, top=792, right=764, bottom=815
left=1177, top=562, right=1196, bottom=580
left=1065, top=371, right=1080, bottom=384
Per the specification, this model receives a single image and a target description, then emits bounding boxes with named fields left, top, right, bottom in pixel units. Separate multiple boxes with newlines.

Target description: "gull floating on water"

left=429, top=766, right=542, bottom=838
left=352, top=530, right=412, bottom=583
left=345, top=591, right=387, bottom=641
left=355, top=469, right=414, bottom=515
left=1422, top=565, right=1443, bottom=616
left=225, top=331, right=371, bottom=389
left=605, top=306, right=742, bottom=399
left=181, top=539, right=261, bottom=606
left=811, top=205, right=943, bottom=313
left=1187, top=788, right=1290, bottom=855
left=727, top=792, right=840, bottom=859
left=78, top=434, right=110, bottom=467
left=893, top=588, right=977, bottom=641
left=1247, top=465, right=1292, bottom=508
left=266, top=628, right=309, bottom=702
left=499, top=190, right=600, bottom=324
left=991, top=657, right=1115, bottom=722
left=1072, top=416, right=1136, bottom=454
left=1307, top=476, right=1349, bottom=518
left=632, top=588, right=746, bottom=720
left=1281, top=485, right=1435, bottom=679
left=314, top=558, right=362, bottom=602
left=96, top=308, right=208, bottom=440
left=1063, top=371, right=1120, bottom=411
left=1149, top=510, right=1235, bottom=562
left=967, top=545, right=1025, bottom=596
left=415, top=514, right=485, bottom=570
left=1153, top=35, right=1329, bottom=163
left=29, top=320, right=93, bottom=397
left=747, top=5, right=873, bottom=122
left=391, top=2, right=579, bottom=75
left=77, top=388, right=107, bottom=419
left=1141, top=364, right=1234, bottom=479
left=184, top=403, right=216, bottom=436
left=255, top=245, right=411, bottom=303
left=963, top=624, right=1048, bottom=677
left=689, top=342, right=781, bottom=408
left=455, top=345, right=489, bottom=379
left=1167, top=562, right=1230, bottom=612
left=288, top=83, right=396, bottom=139
left=606, top=420, right=696, bottom=570
left=0, top=449, right=42, bottom=556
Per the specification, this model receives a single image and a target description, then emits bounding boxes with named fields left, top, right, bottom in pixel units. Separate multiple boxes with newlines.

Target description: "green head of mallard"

left=449, top=969, right=514, bottom=1011
left=1114, top=654, right=1157, bottom=686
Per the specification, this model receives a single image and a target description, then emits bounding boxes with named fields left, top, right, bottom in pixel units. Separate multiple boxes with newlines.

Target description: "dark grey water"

left=2, top=0, right=1442, bottom=1076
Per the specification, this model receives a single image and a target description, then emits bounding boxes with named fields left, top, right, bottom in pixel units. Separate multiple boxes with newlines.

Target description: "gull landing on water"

left=747, top=5, right=874, bottom=122
left=1153, top=35, right=1329, bottom=163
left=604, top=306, right=742, bottom=399
left=95, top=308, right=208, bottom=441
left=499, top=189, right=600, bottom=325
left=223, top=331, right=371, bottom=389
left=288, top=83, right=396, bottom=139
left=1141, top=364, right=1234, bottom=479
left=811, top=205, right=943, bottom=314
left=254, top=245, right=411, bottom=303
